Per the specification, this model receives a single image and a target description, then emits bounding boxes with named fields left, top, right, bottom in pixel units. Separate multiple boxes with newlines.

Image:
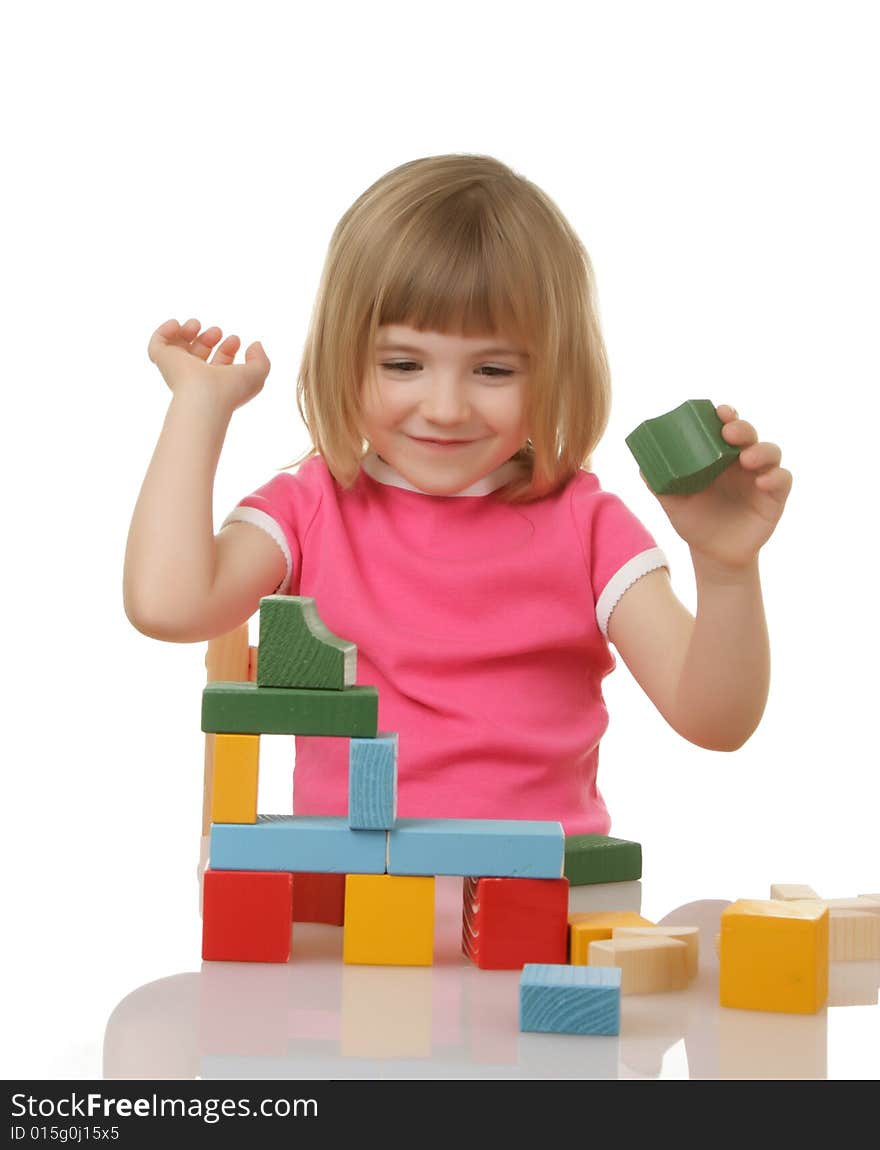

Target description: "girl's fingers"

left=738, top=441, right=782, bottom=472
left=189, top=325, right=223, bottom=360
left=209, top=335, right=241, bottom=366
left=755, top=466, right=793, bottom=500
left=722, top=418, right=758, bottom=447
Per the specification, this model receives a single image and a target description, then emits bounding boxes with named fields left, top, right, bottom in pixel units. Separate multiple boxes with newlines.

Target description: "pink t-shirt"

left=222, top=452, right=668, bottom=834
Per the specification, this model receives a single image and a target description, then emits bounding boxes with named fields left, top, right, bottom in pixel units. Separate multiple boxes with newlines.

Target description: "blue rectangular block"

left=349, top=733, right=398, bottom=830
left=386, top=818, right=564, bottom=878
left=519, top=963, right=622, bottom=1035
left=210, top=815, right=386, bottom=874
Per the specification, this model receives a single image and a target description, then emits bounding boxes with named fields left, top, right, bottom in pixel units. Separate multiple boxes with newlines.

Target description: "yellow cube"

left=568, top=911, right=655, bottom=965
left=211, top=733, right=260, bottom=823
left=343, top=874, right=435, bottom=966
left=720, top=898, right=829, bottom=1014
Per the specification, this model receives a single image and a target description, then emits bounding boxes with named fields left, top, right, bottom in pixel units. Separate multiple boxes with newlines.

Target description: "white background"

left=2, top=0, right=878, bottom=1079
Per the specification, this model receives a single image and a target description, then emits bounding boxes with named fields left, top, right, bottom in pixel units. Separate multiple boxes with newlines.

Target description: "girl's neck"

left=362, top=451, right=522, bottom=496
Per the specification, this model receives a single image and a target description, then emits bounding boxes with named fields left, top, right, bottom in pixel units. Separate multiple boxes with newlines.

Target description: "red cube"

left=202, top=869, right=293, bottom=963
left=291, top=872, right=346, bottom=925
left=462, top=876, right=569, bottom=970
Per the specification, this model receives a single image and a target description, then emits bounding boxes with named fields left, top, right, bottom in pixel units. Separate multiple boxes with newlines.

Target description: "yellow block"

left=343, top=874, right=435, bottom=966
left=719, top=898, right=829, bottom=1014
left=568, top=911, right=655, bottom=965
left=210, top=733, right=260, bottom=824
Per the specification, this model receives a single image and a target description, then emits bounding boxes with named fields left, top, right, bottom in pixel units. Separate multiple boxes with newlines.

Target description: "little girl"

left=123, top=153, right=792, bottom=836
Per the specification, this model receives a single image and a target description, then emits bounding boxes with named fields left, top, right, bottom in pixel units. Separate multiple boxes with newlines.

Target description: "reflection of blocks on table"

left=343, top=874, right=435, bottom=966
left=588, top=935, right=689, bottom=994
left=201, top=869, right=293, bottom=963
left=519, top=963, right=622, bottom=1036
left=568, top=911, right=655, bottom=965
left=462, top=876, right=569, bottom=970
left=719, top=899, right=829, bottom=1014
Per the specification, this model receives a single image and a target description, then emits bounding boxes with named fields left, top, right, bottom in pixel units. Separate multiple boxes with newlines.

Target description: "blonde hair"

left=289, top=153, right=611, bottom=502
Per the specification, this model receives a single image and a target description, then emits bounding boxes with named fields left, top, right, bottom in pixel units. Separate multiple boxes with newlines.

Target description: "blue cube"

left=349, top=733, right=398, bottom=830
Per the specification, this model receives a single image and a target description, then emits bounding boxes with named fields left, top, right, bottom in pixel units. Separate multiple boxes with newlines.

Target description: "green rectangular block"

left=202, top=681, right=378, bottom=736
left=564, top=835, right=642, bottom=886
left=625, top=398, right=740, bottom=494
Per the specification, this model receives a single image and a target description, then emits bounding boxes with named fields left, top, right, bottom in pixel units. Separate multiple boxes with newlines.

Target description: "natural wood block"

left=612, top=924, right=699, bottom=980
left=588, top=935, right=689, bottom=994
left=827, top=910, right=880, bottom=961
left=770, top=883, right=819, bottom=900
left=211, top=734, right=260, bottom=824
left=202, top=681, right=378, bottom=736
left=343, top=874, right=435, bottom=966
left=719, top=899, right=829, bottom=1013
left=568, top=911, right=655, bottom=965
left=257, top=595, right=357, bottom=689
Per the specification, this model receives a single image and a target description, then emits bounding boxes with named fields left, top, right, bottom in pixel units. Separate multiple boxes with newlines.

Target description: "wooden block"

left=719, top=899, right=829, bottom=1013
left=611, top=924, right=699, bottom=980
left=462, top=877, right=569, bottom=970
left=343, top=874, right=434, bottom=966
left=201, top=869, right=293, bottom=963
left=519, top=963, right=622, bottom=1035
left=292, top=872, right=346, bottom=925
left=569, top=880, right=642, bottom=915
left=827, top=909, right=880, bottom=962
left=210, top=815, right=386, bottom=874
left=202, top=681, right=378, bottom=736
left=257, top=595, right=357, bottom=689
left=349, top=733, right=398, bottom=830
left=387, top=817, right=564, bottom=879
left=202, top=624, right=250, bottom=837
left=564, top=834, right=641, bottom=886
left=588, top=936, right=689, bottom=994
left=823, top=897, right=880, bottom=913
left=210, top=734, right=260, bottom=824
left=770, top=883, right=819, bottom=900
left=625, top=398, right=741, bottom=494
left=859, top=893, right=880, bottom=903
left=568, top=911, right=655, bottom=965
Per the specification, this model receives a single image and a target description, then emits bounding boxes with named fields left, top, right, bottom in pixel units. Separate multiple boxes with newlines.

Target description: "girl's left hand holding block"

left=650, top=404, right=793, bottom=574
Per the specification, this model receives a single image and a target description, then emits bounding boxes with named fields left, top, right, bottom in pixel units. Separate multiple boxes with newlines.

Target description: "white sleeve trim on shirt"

left=220, top=507, right=292, bottom=595
left=596, top=547, right=670, bottom=640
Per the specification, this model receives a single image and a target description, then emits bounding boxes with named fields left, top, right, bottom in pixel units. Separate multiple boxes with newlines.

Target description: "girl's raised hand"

left=147, top=317, right=271, bottom=413
left=649, top=404, right=793, bottom=573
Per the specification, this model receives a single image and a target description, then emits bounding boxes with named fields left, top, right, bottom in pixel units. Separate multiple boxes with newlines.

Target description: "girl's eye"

left=380, top=361, right=514, bottom=378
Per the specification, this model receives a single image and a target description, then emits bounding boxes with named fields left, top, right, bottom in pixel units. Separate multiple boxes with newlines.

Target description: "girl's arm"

left=123, top=318, right=285, bottom=643
left=606, top=405, right=791, bottom=752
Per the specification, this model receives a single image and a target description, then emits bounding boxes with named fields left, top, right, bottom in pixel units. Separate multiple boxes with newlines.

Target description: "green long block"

left=564, top=835, right=642, bottom=886
left=202, top=681, right=378, bottom=736
left=625, top=399, right=740, bottom=494
left=257, top=595, right=357, bottom=689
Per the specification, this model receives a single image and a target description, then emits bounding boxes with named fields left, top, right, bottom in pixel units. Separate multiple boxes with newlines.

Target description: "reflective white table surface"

left=101, top=876, right=880, bottom=1080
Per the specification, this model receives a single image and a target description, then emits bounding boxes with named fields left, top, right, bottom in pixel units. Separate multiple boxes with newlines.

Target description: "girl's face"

left=359, top=324, right=531, bottom=495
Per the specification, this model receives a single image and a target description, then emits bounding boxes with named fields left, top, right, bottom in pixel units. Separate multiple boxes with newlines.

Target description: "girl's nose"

left=420, top=375, right=471, bottom=424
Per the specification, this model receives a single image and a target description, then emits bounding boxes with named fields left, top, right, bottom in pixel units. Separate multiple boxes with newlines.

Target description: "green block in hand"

left=625, top=399, right=740, bottom=494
